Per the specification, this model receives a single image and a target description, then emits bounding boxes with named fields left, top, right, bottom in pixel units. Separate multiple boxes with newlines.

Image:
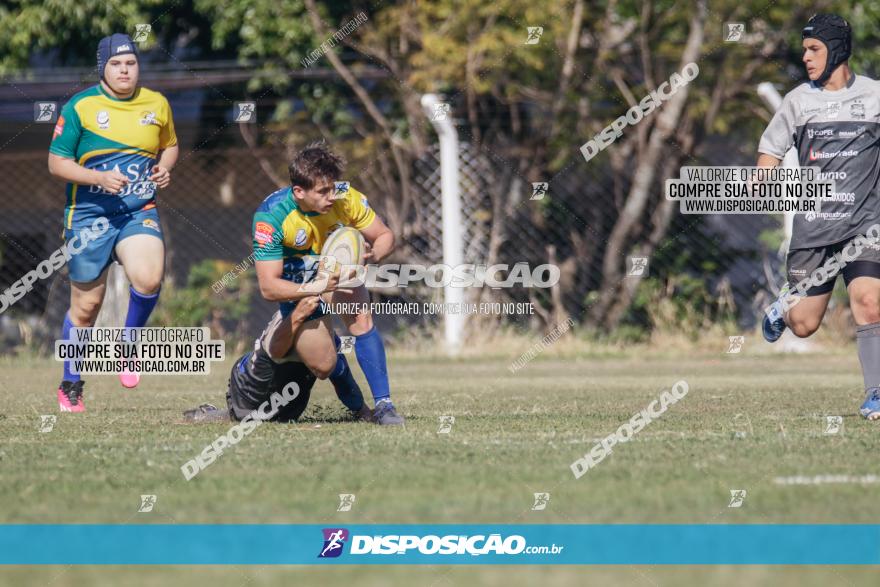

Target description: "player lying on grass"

left=249, top=143, right=404, bottom=426
left=184, top=295, right=372, bottom=423
left=760, top=14, right=880, bottom=420
left=48, top=33, right=178, bottom=412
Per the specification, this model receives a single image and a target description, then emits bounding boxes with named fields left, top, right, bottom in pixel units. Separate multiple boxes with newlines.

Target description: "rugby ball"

left=320, top=227, right=365, bottom=275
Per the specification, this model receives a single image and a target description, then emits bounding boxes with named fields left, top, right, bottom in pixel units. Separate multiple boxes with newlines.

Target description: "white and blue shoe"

left=762, top=284, right=790, bottom=343
left=860, top=388, right=880, bottom=420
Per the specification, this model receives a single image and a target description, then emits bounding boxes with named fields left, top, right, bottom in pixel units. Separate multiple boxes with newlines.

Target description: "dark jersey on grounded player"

left=758, top=74, right=880, bottom=249
left=226, top=345, right=314, bottom=422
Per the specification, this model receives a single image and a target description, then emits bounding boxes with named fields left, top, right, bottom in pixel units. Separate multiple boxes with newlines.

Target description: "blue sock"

left=125, top=286, right=160, bottom=329
left=61, top=313, right=80, bottom=383
left=354, top=326, right=391, bottom=403
left=330, top=334, right=364, bottom=411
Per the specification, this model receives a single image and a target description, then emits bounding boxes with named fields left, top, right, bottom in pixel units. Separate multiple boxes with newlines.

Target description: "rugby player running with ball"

left=251, top=144, right=404, bottom=425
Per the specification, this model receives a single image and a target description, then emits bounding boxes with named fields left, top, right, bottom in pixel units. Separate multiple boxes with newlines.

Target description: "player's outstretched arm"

left=266, top=295, right=321, bottom=359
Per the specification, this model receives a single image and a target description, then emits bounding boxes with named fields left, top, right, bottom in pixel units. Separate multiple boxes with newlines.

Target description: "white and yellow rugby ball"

left=320, top=227, right=365, bottom=275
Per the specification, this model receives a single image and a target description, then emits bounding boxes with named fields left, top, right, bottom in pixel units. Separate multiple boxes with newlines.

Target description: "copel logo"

left=807, top=128, right=833, bottom=139
left=318, top=528, right=349, bottom=558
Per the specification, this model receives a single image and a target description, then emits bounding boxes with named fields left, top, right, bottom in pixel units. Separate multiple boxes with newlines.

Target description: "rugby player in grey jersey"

left=759, top=14, right=880, bottom=419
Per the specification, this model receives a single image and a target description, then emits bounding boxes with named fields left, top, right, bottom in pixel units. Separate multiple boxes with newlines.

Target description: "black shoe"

left=372, top=399, right=404, bottom=426
left=183, top=403, right=230, bottom=423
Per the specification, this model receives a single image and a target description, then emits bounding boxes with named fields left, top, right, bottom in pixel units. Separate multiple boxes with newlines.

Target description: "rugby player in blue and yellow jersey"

left=252, top=144, right=404, bottom=425
left=48, top=33, right=178, bottom=412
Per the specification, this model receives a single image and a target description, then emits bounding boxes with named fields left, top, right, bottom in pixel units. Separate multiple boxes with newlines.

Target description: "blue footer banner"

left=2, top=524, right=880, bottom=564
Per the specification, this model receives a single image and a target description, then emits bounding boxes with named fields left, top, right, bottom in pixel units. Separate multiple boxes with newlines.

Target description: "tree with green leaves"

left=6, top=0, right=880, bottom=333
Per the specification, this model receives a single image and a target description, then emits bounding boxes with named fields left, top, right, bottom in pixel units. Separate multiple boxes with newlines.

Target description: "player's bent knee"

left=313, top=362, right=335, bottom=380
left=127, top=272, right=163, bottom=295
left=133, top=280, right=162, bottom=296
left=347, top=312, right=373, bottom=336
left=308, top=356, right=335, bottom=380
left=788, top=316, right=821, bottom=338
left=851, top=293, right=880, bottom=322
left=856, top=308, right=880, bottom=324
left=70, top=300, right=102, bottom=325
left=267, top=343, right=293, bottom=363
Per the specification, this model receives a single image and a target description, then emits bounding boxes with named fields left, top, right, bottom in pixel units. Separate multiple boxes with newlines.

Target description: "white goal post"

left=421, top=93, right=465, bottom=354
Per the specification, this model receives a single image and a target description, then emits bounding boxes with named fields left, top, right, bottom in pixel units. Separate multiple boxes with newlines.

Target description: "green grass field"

left=2, top=345, right=879, bottom=585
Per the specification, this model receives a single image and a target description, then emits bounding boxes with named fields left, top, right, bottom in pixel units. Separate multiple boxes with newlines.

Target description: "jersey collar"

left=810, top=72, right=857, bottom=92
left=98, top=84, right=140, bottom=102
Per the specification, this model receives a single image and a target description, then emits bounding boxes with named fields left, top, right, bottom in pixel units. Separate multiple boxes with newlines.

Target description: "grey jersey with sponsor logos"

left=227, top=346, right=314, bottom=422
left=226, top=315, right=314, bottom=422
left=758, top=74, right=880, bottom=249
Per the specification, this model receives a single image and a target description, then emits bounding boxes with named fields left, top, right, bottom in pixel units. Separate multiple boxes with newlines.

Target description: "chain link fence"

left=0, top=126, right=778, bottom=350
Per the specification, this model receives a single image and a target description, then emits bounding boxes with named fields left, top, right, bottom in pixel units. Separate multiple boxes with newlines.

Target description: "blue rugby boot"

left=860, top=388, right=880, bottom=420
left=763, top=284, right=790, bottom=343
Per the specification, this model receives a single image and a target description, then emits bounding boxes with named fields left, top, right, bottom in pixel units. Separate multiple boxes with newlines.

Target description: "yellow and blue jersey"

left=49, top=84, right=177, bottom=228
left=252, top=184, right=375, bottom=284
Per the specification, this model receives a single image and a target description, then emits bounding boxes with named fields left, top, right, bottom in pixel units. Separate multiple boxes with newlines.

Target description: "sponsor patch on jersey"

left=838, top=126, right=866, bottom=139
left=850, top=101, right=866, bottom=120
left=361, top=196, right=370, bottom=209
left=828, top=191, right=855, bottom=204
left=142, top=218, right=160, bottom=232
left=52, top=115, right=65, bottom=140
left=140, top=111, right=158, bottom=126
left=254, top=221, right=274, bottom=246
left=96, top=111, right=110, bottom=130
left=807, top=128, right=833, bottom=139
left=809, top=148, right=859, bottom=160
left=826, top=101, right=841, bottom=119
left=294, top=228, right=309, bottom=247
